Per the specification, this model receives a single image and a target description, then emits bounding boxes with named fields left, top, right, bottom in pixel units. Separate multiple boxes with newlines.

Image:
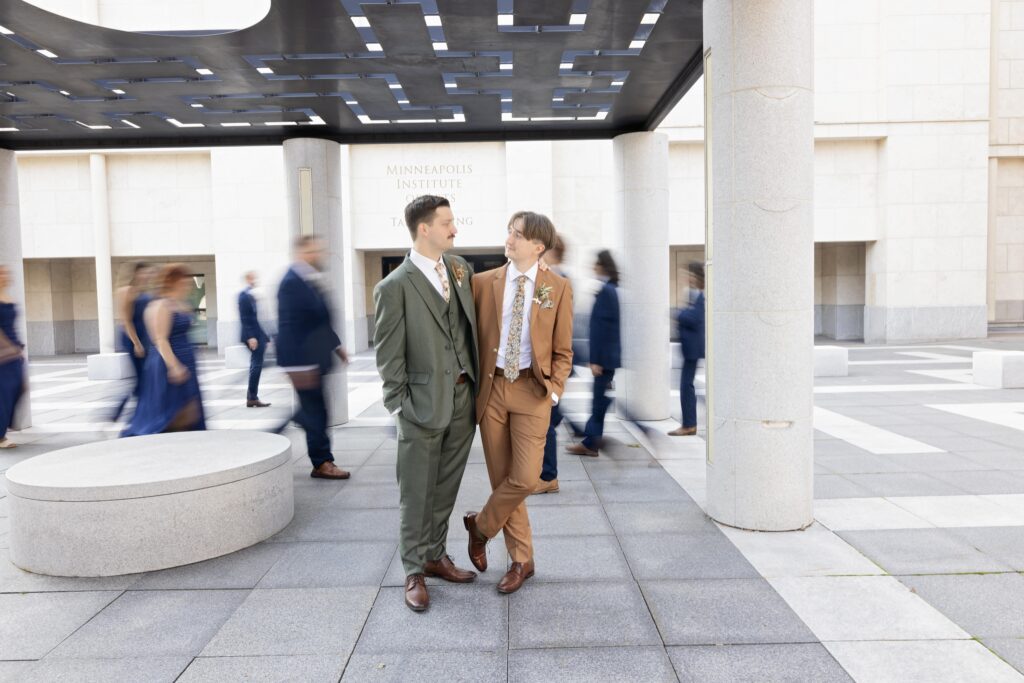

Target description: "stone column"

left=282, top=138, right=348, bottom=426
left=85, top=154, right=132, bottom=379
left=612, top=132, right=670, bottom=420
left=0, top=149, right=31, bottom=429
left=703, top=0, right=815, bottom=531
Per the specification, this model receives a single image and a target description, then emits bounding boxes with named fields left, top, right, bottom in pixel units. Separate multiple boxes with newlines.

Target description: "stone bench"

left=3, top=431, right=293, bottom=577
left=973, top=351, right=1024, bottom=389
left=86, top=352, right=135, bottom=380
left=814, top=345, right=849, bottom=377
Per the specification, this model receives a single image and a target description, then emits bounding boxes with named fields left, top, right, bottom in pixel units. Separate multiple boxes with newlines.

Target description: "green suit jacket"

left=373, top=253, right=480, bottom=430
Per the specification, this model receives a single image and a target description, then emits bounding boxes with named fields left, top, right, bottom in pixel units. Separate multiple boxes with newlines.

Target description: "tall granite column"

left=0, top=149, right=31, bottom=429
left=612, top=132, right=670, bottom=420
left=704, top=0, right=815, bottom=530
left=282, top=138, right=349, bottom=426
left=90, top=154, right=115, bottom=354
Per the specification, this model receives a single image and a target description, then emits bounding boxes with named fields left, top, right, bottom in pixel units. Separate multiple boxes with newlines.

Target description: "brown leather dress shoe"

left=246, top=399, right=271, bottom=408
left=404, top=574, right=429, bottom=612
left=668, top=427, right=697, bottom=436
left=310, top=462, right=351, bottom=479
left=497, top=561, right=535, bottom=594
left=424, top=555, right=477, bottom=583
left=565, top=443, right=599, bottom=457
left=463, top=512, right=488, bottom=572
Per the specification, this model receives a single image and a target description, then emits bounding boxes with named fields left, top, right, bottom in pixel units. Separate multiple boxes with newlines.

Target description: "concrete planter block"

left=973, top=351, right=1024, bottom=389
left=814, top=346, right=848, bottom=377
left=3, top=431, right=293, bottom=577
left=225, top=344, right=251, bottom=369
left=86, top=352, right=134, bottom=380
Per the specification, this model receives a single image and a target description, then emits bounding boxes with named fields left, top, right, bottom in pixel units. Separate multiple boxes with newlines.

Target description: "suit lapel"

left=491, top=264, right=508, bottom=337
left=528, top=268, right=546, bottom=354
left=402, top=258, right=449, bottom=336
left=446, top=255, right=473, bottom=322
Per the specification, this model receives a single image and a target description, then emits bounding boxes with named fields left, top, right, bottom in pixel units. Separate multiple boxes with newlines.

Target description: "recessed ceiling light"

left=388, top=83, right=401, bottom=89
left=195, top=68, right=213, bottom=75
left=344, top=100, right=358, bottom=105
left=611, top=80, right=624, bottom=86
left=397, top=99, right=409, bottom=105
left=121, top=119, right=140, bottom=128
left=432, top=42, right=448, bottom=51
left=75, top=120, right=111, bottom=130
left=641, top=13, right=660, bottom=25
left=0, top=25, right=14, bottom=35
left=111, top=88, right=125, bottom=95
left=366, top=43, right=383, bottom=52
left=445, top=82, right=456, bottom=88
left=596, top=111, right=608, bottom=119
left=37, top=49, right=58, bottom=58
left=257, top=67, right=274, bottom=75
left=424, top=15, right=442, bottom=26
left=501, top=113, right=513, bottom=121
left=308, top=115, right=326, bottom=125
left=58, top=90, right=70, bottom=96
left=221, top=122, right=251, bottom=127
left=351, top=17, right=370, bottom=27
left=629, top=40, right=646, bottom=50
left=497, top=15, right=513, bottom=26
left=501, top=97, right=512, bottom=103
left=500, top=63, right=512, bottom=71
left=559, top=62, right=572, bottom=70
left=190, top=103, right=204, bottom=108
left=553, top=97, right=564, bottom=102
left=167, top=118, right=204, bottom=128
left=265, top=121, right=297, bottom=126
left=569, top=14, right=586, bottom=25
left=0, top=127, right=18, bottom=132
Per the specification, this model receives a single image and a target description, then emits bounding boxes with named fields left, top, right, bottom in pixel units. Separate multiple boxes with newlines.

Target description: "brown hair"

left=157, top=263, right=190, bottom=297
left=508, top=211, right=556, bottom=252
left=688, top=261, right=705, bottom=289
left=293, top=234, right=322, bottom=250
left=404, top=195, right=451, bottom=240
left=549, top=234, right=566, bottom=262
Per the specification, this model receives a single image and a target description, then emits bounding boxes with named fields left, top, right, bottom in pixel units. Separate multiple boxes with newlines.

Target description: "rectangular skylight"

left=569, top=14, right=586, bottom=25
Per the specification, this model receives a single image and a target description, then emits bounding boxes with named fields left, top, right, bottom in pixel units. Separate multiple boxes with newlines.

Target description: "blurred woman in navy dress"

left=0, top=265, right=26, bottom=449
left=122, top=264, right=206, bottom=436
left=110, top=262, right=155, bottom=422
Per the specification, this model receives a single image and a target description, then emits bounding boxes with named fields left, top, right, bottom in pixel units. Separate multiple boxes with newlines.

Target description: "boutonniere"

left=452, top=264, right=466, bottom=287
left=533, top=284, right=555, bottom=309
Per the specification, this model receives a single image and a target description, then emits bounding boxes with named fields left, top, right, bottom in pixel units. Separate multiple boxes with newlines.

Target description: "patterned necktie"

left=434, top=262, right=450, bottom=303
left=504, top=275, right=527, bottom=381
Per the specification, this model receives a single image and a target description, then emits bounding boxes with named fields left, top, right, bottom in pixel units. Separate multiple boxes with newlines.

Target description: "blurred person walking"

left=0, top=266, right=25, bottom=449
left=239, top=271, right=271, bottom=408
left=566, top=250, right=621, bottom=457
left=532, top=234, right=570, bottom=495
left=110, top=262, right=155, bottom=422
left=374, top=195, right=480, bottom=613
left=464, top=211, right=573, bottom=595
left=275, top=235, right=351, bottom=481
left=122, top=264, right=206, bottom=436
left=669, top=262, right=705, bottom=436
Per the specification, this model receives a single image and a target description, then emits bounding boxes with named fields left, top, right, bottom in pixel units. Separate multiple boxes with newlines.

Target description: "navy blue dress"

left=122, top=307, right=206, bottom=436
left=0, top=302, right=25, bottom=440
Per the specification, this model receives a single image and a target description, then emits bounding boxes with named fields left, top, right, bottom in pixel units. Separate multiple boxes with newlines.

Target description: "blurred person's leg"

left=246, top=341, right=266, bottom=403
left=670, top=359, right=699, bottom=436
left=581, top=369, right=614, bottom=451
left=535, top=403, right=561, bottom=493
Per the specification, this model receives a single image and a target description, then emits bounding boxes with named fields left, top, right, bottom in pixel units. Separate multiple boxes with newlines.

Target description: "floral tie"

left=434, top=262, right=450, bottom=303
left=504, top=275, right=527, bottom=381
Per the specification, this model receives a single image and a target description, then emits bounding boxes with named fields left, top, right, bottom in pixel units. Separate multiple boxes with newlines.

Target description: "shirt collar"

left=507, top=260, right=539, bottom=284
left=410, top=248, right=445, bottom=273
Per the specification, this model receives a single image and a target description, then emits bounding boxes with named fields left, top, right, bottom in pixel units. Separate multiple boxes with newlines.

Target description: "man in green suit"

left=373, top=195, right=480, bottom=612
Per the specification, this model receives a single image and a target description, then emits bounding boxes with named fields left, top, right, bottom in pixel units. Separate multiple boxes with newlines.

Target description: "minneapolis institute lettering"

left=387, top=163, right=475, bottom=226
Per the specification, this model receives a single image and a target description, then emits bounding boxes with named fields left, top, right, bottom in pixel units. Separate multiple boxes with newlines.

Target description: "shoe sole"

left=405, top=601, right=428, bottom=612
left=310, top=472, right=350, bottom=479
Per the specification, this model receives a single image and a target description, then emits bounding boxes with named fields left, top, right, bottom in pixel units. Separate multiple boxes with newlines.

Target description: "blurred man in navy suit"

left=238, top=271, right=271, bottom=408
left=276, top=235, right=351, bottom=480
left=670, top=262, right=705, bottom=436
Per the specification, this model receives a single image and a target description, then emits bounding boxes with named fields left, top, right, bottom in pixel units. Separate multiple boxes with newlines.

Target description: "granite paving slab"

left=178, top=655, right=345, bottom=682
left=0, top=591, right=121, bottom=660
left=668, top=643, right=852, bottom=683
left=602, top=501, right=715, bottom=535
left=201, top=587, right=378, bottom=656
left=527, top=535, right=633, bottom=583
left=256, top=541, right=395, bottom=588
left=838, top=528, right=1014, bottom=574
left=508, top=581, right=661, bottom=649
left=897, top=573, right=1024, bottom=638
left=947, top=526, right=1024, bottom=570
left=131, top=543, right=288, bottom=590
left=982, top=638, right=1024, bottom=674
left=508, top=646, right=677, bottom=683
left=342, top=652, right=506, bottom=682
left=47, top=590, right=248, bottom=659
left=15, top=657, right=191, bottom=683
left=619, top=532, right=760, bottom=580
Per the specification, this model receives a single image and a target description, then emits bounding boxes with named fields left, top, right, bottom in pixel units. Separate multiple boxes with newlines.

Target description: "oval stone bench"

left=3, top=431, right=293, bottom=577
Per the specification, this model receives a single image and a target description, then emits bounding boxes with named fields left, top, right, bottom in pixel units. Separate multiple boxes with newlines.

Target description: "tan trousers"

left=476, top=374, right=549, bottom=562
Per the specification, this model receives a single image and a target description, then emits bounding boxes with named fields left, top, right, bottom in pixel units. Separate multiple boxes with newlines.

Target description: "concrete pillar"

left=612, top=132, right=670, bottom=420
left=703, top=0, right=815, bottom=531
left=282, top=138, right=349, bottom=426
left=0, top=149, right=31, bottom=429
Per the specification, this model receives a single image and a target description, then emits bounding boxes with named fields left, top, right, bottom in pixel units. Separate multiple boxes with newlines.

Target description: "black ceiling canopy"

left=0, top=0, right=703, bottom=150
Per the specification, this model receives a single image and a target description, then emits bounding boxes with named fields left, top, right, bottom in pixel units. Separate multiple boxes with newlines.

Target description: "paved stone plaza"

left=3, top=337, right=1024, bottom=681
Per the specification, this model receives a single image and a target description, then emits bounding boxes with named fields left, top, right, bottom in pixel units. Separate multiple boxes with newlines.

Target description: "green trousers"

left=395, top=380, right=475, bottom=576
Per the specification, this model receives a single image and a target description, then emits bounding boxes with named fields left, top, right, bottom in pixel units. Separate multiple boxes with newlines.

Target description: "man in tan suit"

left=463, top=211, right=573, bottom=594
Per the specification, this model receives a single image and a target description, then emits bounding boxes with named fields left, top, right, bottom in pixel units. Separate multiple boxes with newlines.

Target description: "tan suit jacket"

left=471, top=263, right=574, bottom=423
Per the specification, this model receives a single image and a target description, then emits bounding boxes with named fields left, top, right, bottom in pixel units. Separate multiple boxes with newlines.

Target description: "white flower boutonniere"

left=452, top=264, right=466, bottom=287
left=533, top=283, right=555, bottom=309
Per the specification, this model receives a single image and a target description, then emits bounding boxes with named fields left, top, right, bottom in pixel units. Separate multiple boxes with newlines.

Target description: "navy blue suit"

left=582, top=280, right=621, bottom=450
left=238, top=287, right=270, bottom=401
left=276, top=266, right=342, bottom=467
left=677, top=290, right=705, bottom=428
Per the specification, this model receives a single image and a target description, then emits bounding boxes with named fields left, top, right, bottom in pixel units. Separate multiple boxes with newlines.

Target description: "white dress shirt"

left=496, top=261, right=537, bottom=373
left=409, top=248, right=449, bottom=299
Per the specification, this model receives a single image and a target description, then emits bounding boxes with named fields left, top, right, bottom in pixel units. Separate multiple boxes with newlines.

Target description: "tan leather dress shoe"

left=404, top=574, right=429, bottom=612
left=463, top=512, right=488, bottom=572
left=497, top=561, right=535, bottom=594
left=310, top=462, right=351, bottom=479
left=424, top=555, right=477, bottom=583
left=668, top=427, right=697, bottom=436
left=565, top=443, right=598, bottom=457
left=531, top=479, right=559, bottom=495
